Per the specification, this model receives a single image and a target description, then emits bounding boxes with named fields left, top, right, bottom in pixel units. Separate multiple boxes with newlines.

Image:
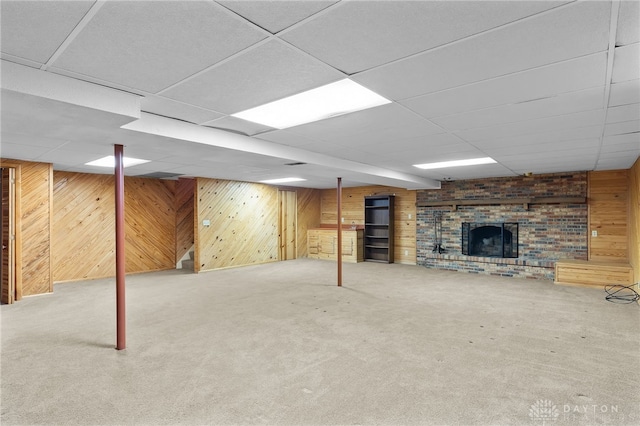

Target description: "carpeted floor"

left=1, top=259, right=639, bottom=425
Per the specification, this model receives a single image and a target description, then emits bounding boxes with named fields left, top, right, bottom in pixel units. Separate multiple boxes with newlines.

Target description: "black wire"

left=604, top=284, right=640, bottom=304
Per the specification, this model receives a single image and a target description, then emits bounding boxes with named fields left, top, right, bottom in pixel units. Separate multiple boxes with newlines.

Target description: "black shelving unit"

left=364, top=195, right=394, bottom=263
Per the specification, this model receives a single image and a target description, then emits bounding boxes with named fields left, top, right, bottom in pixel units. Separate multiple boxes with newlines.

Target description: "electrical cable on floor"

left=604, top=283, right=640, bottom=304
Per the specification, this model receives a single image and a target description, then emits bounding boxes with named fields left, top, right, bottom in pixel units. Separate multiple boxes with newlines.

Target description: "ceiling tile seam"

left=268, top=1, right=344, bottom=36
left=31, top=141, right=73, bottom=162
left=595, top=0, right=621, bottom=169
left=397, top=50, right=609, bottom=104
left=348, top=0, right=583, bottom=77
left=0, top=53, right=44, bottom=69
left=143, top=95, right=226, bottom=123
left=46, top=66, right=152, bottom=98
left=40, top=0, right=107, bottom=72
left=154, top=37, right=272, bottom=96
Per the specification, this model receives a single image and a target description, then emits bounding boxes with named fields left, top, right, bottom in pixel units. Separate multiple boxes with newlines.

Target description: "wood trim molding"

left=0, top=160, right=23, bottom=300
left=416, top=197, right=587, bottom=211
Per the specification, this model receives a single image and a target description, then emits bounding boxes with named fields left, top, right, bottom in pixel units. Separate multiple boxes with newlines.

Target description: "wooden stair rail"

left=416, top=197, right=586, bottom=211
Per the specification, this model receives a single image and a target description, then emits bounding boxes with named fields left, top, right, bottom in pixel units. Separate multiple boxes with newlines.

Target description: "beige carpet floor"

left=1, top=259, right=639, bottom=425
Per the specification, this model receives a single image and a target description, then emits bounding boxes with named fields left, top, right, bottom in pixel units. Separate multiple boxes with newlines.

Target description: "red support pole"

left=337, top=177, right=342, bottom=287
left=114, top=144, right=126, bottom=350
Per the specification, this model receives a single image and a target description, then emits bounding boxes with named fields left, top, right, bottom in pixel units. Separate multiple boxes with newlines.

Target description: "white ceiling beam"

left=122, top=112, right=441, bottom=189
left=1, top=60, right=140, bottom=119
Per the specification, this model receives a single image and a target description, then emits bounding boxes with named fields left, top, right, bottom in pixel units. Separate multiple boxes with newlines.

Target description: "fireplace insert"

left=462, top=222, right=518, bottom=258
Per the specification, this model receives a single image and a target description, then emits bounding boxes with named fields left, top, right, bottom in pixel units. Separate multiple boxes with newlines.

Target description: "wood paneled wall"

left=320, top=185, right=417, bottom=264
left=629, top=158, right=640, bottom=284
left=195, top=178, right=278, bottom=272
left=588, top=170, right=629, bottom=262
left=0, top=159, right=52, bottom=296
left=53, top=172, right=176, bottom=282
left=295, top=188, right=321, bottom=258
left=175, top=178, right=195, bottom=263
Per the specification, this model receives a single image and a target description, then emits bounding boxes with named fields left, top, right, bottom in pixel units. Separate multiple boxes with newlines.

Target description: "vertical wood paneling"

left=1, top=168, right=15, bottom=304
left=278, top=190, right=297, bottom=260
left=629, top=158, right=640, bottom=283
left=320, top=186, right=416, bottom=264
left=588, top=170, right=629, bottom=262
left=1, top=160, right=53, bottom=296
left=175, top=178, right=195, bottom=263
left=53, top=172, right=176, bottom=282
left=196, top=178, right=278, bottom=271
left=295, top=188, right=321, bottom=258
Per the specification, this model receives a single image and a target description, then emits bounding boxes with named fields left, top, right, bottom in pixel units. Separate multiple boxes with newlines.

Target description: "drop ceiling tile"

left=604, top=120, right=640, bottom=136
left=286, top=103, right=443, bottom=148
left=52, top=1, right=266, bottom=93
left=0, top=131, right=68, bottom=149
left=403, top=53, right=607, bottom=118
left=202, top=116, right=274, bottom=136
left=35, top=149, right=98, bottom=166
left=217, top=1, right=338, bottom=34
left=598, top=149, right=640, bottom=161
left=612, top=44, right=640, bottom=83
left=484, top=138, right=602, bottom=158
left=609, top=79, right=640, bottom=106
left=384, top=133, right=468, bottom=154
left=617, top=1, right=640, bottom=46
left=141, top=97, right=225, bottom=125
left=432, top=87, right=605, bottom=131
left=493, top=143, right=600, bottom=162
left=602, top=133, right=640, bottom=152
left=162, top=39, right=343, bottom=113
left=0, top=142, right=49, bottom=160
left=455, top=109, right=606, bottom=143
left=473, top=125, right=604, bottom=150
left=446, top=164, right=519, bottom=180
left=354, top=1, right=608, bottom=100
left=282, top=1, right=567, bottom=74
left=606, top=103, right=640, bottom=123
left=0, top=1, right=94, bottom=64
left=596, top=157, right=639, bottom=170
left=501, top=153, right=597, bottom=170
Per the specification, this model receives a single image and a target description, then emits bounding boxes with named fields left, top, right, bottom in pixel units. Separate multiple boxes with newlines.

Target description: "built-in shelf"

left=416, top=196, right=586, bottom=211
left=364, top=195, right=394, bottom=263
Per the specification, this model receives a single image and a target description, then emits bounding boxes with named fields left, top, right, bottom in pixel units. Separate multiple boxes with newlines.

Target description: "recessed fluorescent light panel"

left=413, top=157, right=497, bottom=170
left=85, top=155, right=150, bottom=168
left=232, top=79, right=391, bottom=129
left=259, top=177, right=307, bottom=184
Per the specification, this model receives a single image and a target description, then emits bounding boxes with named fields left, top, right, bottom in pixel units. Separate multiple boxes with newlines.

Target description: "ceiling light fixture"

left=232, top=79, right=391, bottom=129
left=413, top=157, right=497, bottom=170
left=85, top=155, right=150, bottom=168
left=259, top=177, right=307, bottom=184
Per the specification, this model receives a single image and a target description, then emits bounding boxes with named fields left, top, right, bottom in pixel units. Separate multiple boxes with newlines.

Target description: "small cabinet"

left=307, top=229, right=364, bottom=263
left=364, top=195, right=394, bottom=263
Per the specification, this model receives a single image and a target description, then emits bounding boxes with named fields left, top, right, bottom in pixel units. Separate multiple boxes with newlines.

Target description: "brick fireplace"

left=416, top=172, right=588, bottom=280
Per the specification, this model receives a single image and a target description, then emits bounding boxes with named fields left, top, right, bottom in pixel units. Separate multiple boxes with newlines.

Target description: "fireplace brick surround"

left=416, top=172, right=588, bottom=280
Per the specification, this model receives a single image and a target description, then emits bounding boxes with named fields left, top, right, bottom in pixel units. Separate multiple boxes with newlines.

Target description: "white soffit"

left=0, top=1, right=94, bottom=64
left=431, top=87, right=606, bottom=131
left=402, top=53, right=607, bottom=118
left=617, top=1, right=640, bottom=46
left=1, top=61, right=140, bottom=119
left=612, top=44, right=640, bottom=83
left=609, top=79, right=640, bottom=106
left=141, top=96, right=225, bottom=125
left=122, top=113, right=441, bottom=189
left=161, top=39, right=344, bottom=114
left=353, top=0, right=609, bottom=100
left=202, top=116, right=274, bottom=136
left=455, top=109, right=606, bottom=143
left=216, top=1, right=338, bottom=34
left=51, top=1, right=266, bottom=93
left=281, top=0, right=567, bottom=74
